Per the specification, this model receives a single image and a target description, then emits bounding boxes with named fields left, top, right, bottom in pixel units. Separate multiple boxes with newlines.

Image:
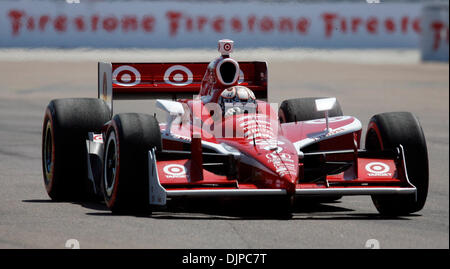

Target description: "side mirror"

left=315, top=97, right=337, bottom=133
left=315, top=97, right=336, bottom=112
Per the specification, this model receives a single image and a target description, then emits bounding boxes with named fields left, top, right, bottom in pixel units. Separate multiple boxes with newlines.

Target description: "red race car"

left=42, top=39, right=428, bottom=217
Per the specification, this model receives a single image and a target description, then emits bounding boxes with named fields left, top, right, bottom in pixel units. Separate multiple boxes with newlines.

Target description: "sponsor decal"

left=266, top=152, right=294, bottom=168
left=93, top=134, right=103, bottom=142
left=308, top=127, right=346, bottom=144
left=238, top=115, right=278, bottom=141
left=263, top=145, right=297, bottom=177
left=164, top=65, right=193, bottom=86
left=163, top=164, right=186, bottom=178
left=223, top=42, right=232, bottom=51
left=7, top=6, right=440, bottom=50
left=250, top=138, right=285, bottom=147
left=6, top=9, right=423, bottom=40
left=365, top=162, right=392, bottom=177
left=244, top=129, right=275, bottom=140
left=113, top=65, right=141, bottom=86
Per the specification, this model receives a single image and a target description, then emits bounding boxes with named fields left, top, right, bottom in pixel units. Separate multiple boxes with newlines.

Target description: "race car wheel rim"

left=43, top=120, right=54, bottom=185
left=104, top=132, right=117, bottom=198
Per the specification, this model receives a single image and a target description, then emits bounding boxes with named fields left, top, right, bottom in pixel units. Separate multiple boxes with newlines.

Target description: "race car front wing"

left=148, top=146, right=417, bottom=206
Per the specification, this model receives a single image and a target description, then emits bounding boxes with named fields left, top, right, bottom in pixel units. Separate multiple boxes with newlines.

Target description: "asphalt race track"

left=0, top=53, right=448, bottom=249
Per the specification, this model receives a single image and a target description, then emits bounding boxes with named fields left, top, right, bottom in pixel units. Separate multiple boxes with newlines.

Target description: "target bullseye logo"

left=365, top=162, right=391, bottom=176
left=164, top=65, right=193, bottom=86
left=223, top=43, right=232, bottom=51
left=113, top=65, right=141, bottom=87
left=163, top=164, right=186, bottom=178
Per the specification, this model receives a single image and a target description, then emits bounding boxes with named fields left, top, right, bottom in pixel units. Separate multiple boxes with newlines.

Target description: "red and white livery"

left=41, top=39, right=429, bottom=217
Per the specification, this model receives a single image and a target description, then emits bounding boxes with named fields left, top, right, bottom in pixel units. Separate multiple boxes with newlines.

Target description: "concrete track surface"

left=0, top=54, right=448, bottom=249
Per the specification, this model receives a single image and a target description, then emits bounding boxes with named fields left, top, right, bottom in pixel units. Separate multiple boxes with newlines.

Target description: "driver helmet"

left=218, top=86, right=256, bottom=117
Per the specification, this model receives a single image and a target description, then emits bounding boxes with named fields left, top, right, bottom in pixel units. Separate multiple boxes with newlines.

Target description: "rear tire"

left=42, top=98, right=111, bottom=201
left=279, top=97, right=343, bottom=123
left=102, top=113, right=162, bottom=215
left=365, top=112, right=429, bottom=216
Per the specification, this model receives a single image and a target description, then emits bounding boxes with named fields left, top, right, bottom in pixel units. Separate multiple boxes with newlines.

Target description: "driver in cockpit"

left=218, top=86, right=257, bottom=117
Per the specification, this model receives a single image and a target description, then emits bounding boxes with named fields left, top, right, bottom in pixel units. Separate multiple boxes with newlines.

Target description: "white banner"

left=0, top=0, right=435, bottom=48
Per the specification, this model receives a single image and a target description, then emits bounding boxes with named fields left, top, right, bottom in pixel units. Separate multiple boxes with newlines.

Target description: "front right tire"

left=365, top=112, right=429, bottom=216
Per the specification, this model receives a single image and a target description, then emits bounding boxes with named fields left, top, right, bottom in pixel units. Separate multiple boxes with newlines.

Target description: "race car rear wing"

left=98, top=61, right=268, bottom=115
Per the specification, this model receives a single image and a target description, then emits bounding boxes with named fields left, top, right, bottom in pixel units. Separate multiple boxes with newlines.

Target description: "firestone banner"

left=0, top=1, right=438, bottom=48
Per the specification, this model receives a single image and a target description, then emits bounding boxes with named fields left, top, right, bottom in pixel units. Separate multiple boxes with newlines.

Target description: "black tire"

left=102, top=113, right=162, bottom=214
left=365, top=112, right=429, bottom=216
left=279, top=97, right=343, bottom=123
left=279, top=194, right=295, bottom=219
left=42, top=98, right=111, bottom=201
left=263, top=194, right=295, bottom=219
